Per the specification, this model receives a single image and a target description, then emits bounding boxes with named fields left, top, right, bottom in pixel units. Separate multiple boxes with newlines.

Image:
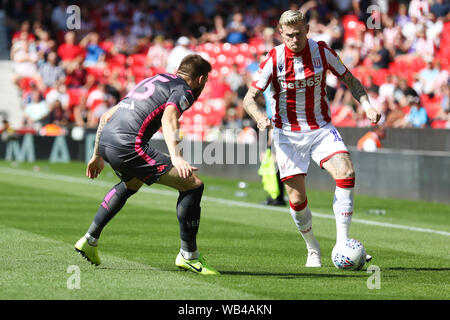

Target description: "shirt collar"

left=284, top=40, right=310, bottom=57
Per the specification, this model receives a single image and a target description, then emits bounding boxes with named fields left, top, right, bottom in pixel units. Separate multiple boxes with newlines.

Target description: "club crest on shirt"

left=180, top=96, right=189, bottom=111
left=312, top=57, right=322, bottom=68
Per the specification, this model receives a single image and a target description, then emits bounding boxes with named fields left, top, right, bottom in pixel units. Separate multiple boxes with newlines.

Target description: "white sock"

left=84, top=232, right=98, bottom=246
left=180, top=248, right=199, bottom=260
left=290, top=205, right=320, bottom=252
left=333, top=186, right=354, bottom=244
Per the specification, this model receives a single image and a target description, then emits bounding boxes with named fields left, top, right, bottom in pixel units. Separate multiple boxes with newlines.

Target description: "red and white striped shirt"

left=252, top=39, right=348, bottom=131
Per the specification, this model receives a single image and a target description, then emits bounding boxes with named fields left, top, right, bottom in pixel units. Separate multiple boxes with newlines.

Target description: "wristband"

left=361, top=100, right=371, bottom=112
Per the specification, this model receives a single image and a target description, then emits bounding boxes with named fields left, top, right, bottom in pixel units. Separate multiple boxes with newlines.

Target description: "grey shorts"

left=99, top=144, right=173, bottom=185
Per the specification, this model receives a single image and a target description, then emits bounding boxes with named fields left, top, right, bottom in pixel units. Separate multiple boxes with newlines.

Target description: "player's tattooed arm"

left=86, top=105, right=118, bottom=179
left=340, top=71, right=368, bottom=104
left=340, top=71, right=381, bottom=124
left=93, top=105, right=118, bottom=157
left=243, top=86, right=271, bottom=130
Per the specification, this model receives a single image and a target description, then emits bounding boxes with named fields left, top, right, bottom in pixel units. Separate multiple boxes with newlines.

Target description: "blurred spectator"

left=326, top=14, right=344, bottom=50
left=367, top=84, right=381, bottom=106
left=47, top=100, right=69, bottom=127
left=130, top=17, right=153, bottom=42
left=1, top=120, right=18, bottom=142
left=225, top=64, right=244, bottom=92
left=430, top=0, right=450, bottom=17
left=11, top=21, right=36, bottom=45
left=35, top=30, right=56, bottom=60
left=51, top=0, right=69, bottom=32
left=384, top=99, right=408, bottom=128
left=394, top=77, right=419, bottom=109
left=201, top=14, right=227, bottom=43
left=165, top=36, right=195, bottom=74
left=340, top=39, right=361, bottom=69
left=79, top=7, right=96, bottom=38
left=426, top=12, right=444, bottom=48
left=73, top=96, right=94, bottom=128
left=408, top=0, right=430, bottom=22
left=187, top=11, right=209, bottom=40
left=146, top=35, right=169, bottom=73
left=223, top=107, right=242, bottom=131
left=37, top=51, right=65, bottom=90
left=419, top=58, right=439, bottom=94
left=57, top=31, right=85, bottom=72
left=66, top=61, right=87, bottom=88
left=433, top=61, right=449, bottom=94
left=379, top=75, right=397, bottom=103
left=435, top=84, right=450, bottom=119
left=367, top=37, right=391, bottom=69
left=392, top=32, right=412, bottom=57
left=383, top=16, right=401, bottom=49
left=402, top=16, right=422, bottom=42
left=152, top=1, right=171, bottom=26
left=11, top=33, right=38, bottom=85
left=405, top=97, right=428, bottom=128
left=395, top=3, right=411, bottom=28
left=111, top=28, right=130, bottom=55
left=334, top=0, right=353, bottom=16
left=411, top=73, right=423, bottom=96
left=109, top=12, right=128, bottom=36
left=261, top=27, right=281, bottom=53
left=411, top=30, right=434, bottom=60
left=226, top=12, right=247, bottom=44
left=86, top=83, right=108, bottom=125
left=244, top=5, right=264, bottom=37
left=357, top=126, right=386, bottom=152
left=45, top=82, right=70, bottom=112
left=80, top=32, right=106, bottom=68
left=307, top=13, right=331, bottom=44
left=23, top=89, right=49, bottom=128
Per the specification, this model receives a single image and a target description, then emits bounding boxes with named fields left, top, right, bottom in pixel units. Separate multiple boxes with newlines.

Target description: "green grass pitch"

left=0, top=160, right=449, bottom=300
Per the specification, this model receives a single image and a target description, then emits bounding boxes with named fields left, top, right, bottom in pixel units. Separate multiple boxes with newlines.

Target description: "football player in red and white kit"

left=244, top=10, right=381, bottom=267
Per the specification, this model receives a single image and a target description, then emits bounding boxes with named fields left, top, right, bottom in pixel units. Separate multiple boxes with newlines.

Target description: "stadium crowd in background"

left=2, top=0, right=450, bottom=138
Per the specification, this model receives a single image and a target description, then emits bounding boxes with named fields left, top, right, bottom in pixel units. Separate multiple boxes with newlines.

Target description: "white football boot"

left=305, top=248, right=322, bottom=267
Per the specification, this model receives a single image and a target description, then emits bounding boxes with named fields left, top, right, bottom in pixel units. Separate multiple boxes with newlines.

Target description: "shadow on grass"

left=380, top=267, right=450, bottom=272
left=219, top=271, right=367, bottom=279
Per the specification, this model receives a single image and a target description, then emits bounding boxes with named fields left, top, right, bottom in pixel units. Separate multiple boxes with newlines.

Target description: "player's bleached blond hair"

left=279, top=10, right=306, bottom=26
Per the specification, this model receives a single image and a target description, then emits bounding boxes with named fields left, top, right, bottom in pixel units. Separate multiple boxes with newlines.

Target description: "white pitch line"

left=1, top=166, right=450, bottom=237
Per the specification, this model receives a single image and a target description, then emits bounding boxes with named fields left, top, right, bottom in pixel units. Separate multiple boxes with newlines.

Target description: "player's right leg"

left=157, top=168, right=219, bottom=275
left=74, top=177, right=142, bottom=266
left=283, top=175, right=321, bottom=267
left=273, top=129, right=321, bottom=267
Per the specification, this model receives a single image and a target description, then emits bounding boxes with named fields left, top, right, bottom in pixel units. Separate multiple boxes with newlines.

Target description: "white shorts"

left=273, top=122, right=349, bottom=181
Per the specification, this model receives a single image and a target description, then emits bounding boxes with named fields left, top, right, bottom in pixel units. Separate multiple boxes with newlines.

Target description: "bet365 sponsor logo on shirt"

left=279, top=73, right=322, bottom=89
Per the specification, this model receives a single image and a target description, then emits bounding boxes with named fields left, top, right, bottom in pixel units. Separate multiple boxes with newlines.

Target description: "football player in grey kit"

left=74, top=54, right=219, bottom=275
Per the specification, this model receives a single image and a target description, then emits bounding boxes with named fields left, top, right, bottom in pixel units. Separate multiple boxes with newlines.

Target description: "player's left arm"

left=161, top=104, right=197, bottom=178
left=340, top=71, right=381, bottom=124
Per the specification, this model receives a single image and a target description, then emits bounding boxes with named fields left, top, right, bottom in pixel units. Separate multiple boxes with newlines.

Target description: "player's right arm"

left=243, top=86, right=271, bottom=130
left=243, top=50, right=274, bottom=130
left=86, top=105, right=118, bottom=179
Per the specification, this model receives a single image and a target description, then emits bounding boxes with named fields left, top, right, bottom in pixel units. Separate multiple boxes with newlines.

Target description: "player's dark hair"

left=177, top=54, right=212, bottom=79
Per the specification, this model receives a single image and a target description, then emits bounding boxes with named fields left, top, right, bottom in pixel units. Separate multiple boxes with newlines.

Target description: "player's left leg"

left=321, top=152, right=355, bottom=245
left=157, top=168, right=219, bottom=275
